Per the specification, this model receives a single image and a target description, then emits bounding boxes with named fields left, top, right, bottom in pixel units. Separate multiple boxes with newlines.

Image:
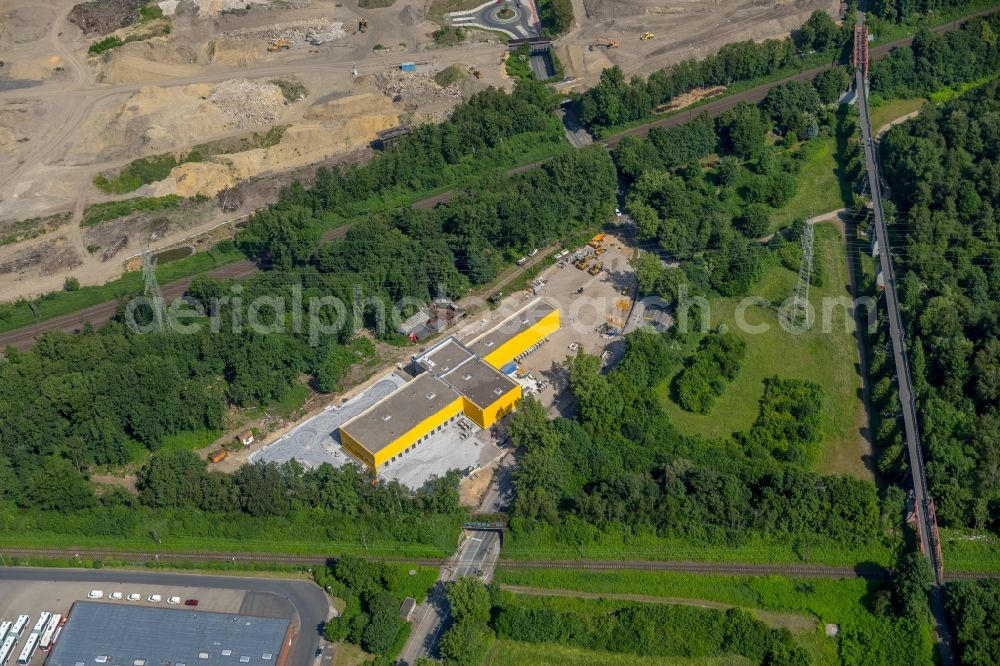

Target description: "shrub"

left=432, top=26, right=466, bottom=47
left=673, top=332, right=747, bottom=413
left=89, top=36, right=123, bottom=55
left=271, top=79, right=308, bottom=103
left=434, top=65, right=466, bottom=88
left=63, top=277, right=81, bottom=292
left=82, top=195, right=182, bottom=227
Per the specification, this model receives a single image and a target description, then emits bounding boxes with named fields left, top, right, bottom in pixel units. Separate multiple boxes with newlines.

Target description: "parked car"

left=109, top=592, right=123, bottom=600
left=184, top=599, right=199, bottom=606
left=147, top=594, right=162, bottom=603
left=87, top=590, right=104, bottom=599
left=127, top=593, right=141, bottom=601
left=167, top=596, right=181, bottom=605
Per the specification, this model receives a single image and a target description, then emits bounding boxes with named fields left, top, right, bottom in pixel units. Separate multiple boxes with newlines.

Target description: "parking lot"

left=252, top=372, right=407, bottom=469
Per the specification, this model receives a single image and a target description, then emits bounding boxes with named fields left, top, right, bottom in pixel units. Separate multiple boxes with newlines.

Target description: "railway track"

left=0, top=547, right=992, bottom=581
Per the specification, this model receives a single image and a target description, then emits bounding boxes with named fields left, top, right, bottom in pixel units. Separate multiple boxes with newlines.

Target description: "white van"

left=147, top=594, right=162, bottom=603
left=87, top=590, right=104, bottom=599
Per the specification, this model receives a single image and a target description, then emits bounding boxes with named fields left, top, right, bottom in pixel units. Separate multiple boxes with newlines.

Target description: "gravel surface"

left=219, top=18, right=346, bottom=48
left=209, top=79, right=286, bottom=126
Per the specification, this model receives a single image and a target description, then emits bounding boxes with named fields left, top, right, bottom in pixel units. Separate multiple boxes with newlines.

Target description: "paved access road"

left=445, top=0, right=540, bottom=39
left=0, top=568, right=329, bottom=666
left=397, top=530, right=502, bottom=665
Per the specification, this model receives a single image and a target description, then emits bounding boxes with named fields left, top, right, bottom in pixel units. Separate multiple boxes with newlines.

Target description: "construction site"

left=0, top=0, right=838, bottom=304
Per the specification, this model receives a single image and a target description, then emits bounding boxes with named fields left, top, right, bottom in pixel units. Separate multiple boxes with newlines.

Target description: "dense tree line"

left=240, top=144, right=615, bottom=313
left=508, top=331, right=884, bottom=549
left=673, top=332, right=747, bottom=413
left=577, top=10, right=852, bottom=132
left=492, top=593, right=807, bottom=663
left=871, top=15, right=1000, bottom=98
left=538, top=0, right=573, bottom=36
left=870, top=0, right=981, bottom=23
left=739, top=377, right=825, bottom=465
left=945, top=578, right=1000, bottom=665
left=316, top=556, right=415, bottom=661
left=878, top=81, right=1000, bottom=530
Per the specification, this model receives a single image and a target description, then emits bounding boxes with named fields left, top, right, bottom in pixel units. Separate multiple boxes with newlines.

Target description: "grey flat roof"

left=442, top=359, right=518, bottom=409
left=340, top=374, right=460, bottom=453
left=467, top=299, right=557, bottom=358
left=416, top=337, right=475, bottom=375
left=47, top=602, right=288, bottom=666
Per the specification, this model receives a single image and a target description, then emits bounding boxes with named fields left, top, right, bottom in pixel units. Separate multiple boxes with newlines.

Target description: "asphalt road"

left=397, top=530, right=501, bottom=665
left=445, top=0, right=540, bottom=39
left=2, top=7, right=997, bottom=353
left=0, top=568, right=329, bottom=666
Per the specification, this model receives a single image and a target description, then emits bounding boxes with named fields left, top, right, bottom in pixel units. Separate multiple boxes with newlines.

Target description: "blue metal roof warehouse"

left=46, top=602, right=291, bottom=666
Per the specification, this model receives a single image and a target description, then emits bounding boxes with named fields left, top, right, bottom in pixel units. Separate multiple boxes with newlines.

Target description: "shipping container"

left=400, top=62, right=416, bottom=71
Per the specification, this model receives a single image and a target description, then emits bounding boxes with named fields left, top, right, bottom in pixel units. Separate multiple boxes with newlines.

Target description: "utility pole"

left=782, top=221, right=814, bottom=332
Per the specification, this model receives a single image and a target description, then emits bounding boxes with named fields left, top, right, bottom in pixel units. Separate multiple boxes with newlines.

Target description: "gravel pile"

left=209, top=79, right=286, bottom=126
left=219, top=18, right=346, bottom=48
left=373, top=70, right=462, bottom=105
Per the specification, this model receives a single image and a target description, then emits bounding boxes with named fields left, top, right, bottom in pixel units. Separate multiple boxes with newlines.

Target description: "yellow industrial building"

left=338, top=299, right=559, bottom=471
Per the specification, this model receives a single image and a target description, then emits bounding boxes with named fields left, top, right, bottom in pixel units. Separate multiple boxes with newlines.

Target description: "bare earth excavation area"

left=0, top=0, right=836, bottom=302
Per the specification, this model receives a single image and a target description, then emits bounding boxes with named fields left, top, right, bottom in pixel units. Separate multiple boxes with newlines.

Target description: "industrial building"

left=46, top=602, right=292, bottom=666
left=339, top=299, right=559, bottom=471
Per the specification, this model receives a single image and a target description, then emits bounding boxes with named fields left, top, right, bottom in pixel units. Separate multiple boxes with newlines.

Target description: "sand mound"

left=165, top=111, right=399, bottom=197
left=172, top=161, right=236, bottom=196
left=7, top=58, right=61, bottom=80
left=304, top=92, right=393, bottom=121
left=210, top=38, right=265, bottom=66
left=63, top=83, right=233, bottom=164
left=97, top=40, right=201, bottom=83
left=0, top=127, right=16, bottom=152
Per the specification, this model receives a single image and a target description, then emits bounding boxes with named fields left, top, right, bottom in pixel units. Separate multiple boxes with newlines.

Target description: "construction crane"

left=267, top=38, right=290, bottom=52
left=589, top=37, right=619, bottom=51
left=641, top=32, right=655, bottom=40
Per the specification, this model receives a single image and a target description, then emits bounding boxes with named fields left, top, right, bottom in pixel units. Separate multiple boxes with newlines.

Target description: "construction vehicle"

left=589, top=37, right=619, bottom=51
left=641, top=32, right=655, bottom=40
left=575, top=258, right=591, bottom=271
left=588, top=261, right=604, bottom=275
left=210, top=450, right=227, bottom=463
left=267, top=38, right=290, bottom=51
left=595, top=246, right=606, bottom=255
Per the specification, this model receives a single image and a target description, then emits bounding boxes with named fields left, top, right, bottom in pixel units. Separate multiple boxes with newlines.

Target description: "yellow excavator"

left=641, top=32, right=655, bottom=40
left=589, top=37, right=620, bottom=51
left=267, top=38, right=290, bottom=52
